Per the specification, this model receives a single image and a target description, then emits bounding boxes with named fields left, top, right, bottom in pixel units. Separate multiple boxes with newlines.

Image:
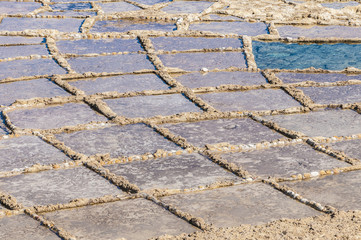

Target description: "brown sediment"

left=46, top=37, right=75, bottom=74
left=204, top=137, right=304, bottom=153
left=242, top=35, right=258, bottom=70
left=152, top=210, right=361, bottom=240
left=0, top=191, right=23, bottom=210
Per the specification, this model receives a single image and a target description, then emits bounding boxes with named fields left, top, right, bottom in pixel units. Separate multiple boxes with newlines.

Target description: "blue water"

left=253, top=41, right=361, bottom=70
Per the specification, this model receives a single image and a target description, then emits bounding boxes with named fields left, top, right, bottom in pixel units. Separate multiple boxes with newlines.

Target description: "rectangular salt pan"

left=221, top=144, right=349, bottom=178
left=151, top=37, right=242, bottom=51
left=0, top=2, right=40, bottom=14
left=0, top=45, right=49, bottom=59
left=67, top=74, right=169, bottom=95
left=0, top=59, right=66, bottom=80
left=67, top=54, right=155, bottom=74
left=91, top=20, right=176, bottom=33
left=162, top=118, right=283, bottom=147
left=55, top=124, right=180, bottom=157
left=105, top=153, right=239, bottom=190
left=276, top=72, right=361, bottom=84
left=175, top=71, right=267, bottom=88
left=8, top=102, right=106, bottom=129
left=0, top=18, right=84, bottom=33
left=299, top=85, right=361, bottom=104
left=104, top=94, right=202, bottom=118
left=0, top=78, right=69, bottom=106
left=159, top=52, right=246, bottom=71
left=190, top=22, right=268, bottom=36
left=253, top=41, right=361, bottom=70
left=264, top=109, right=361, bottom=137
left=161, top=1, right=213, bottom=14
left=198, top=89, right=301, bottom=111
left=57, top=38, right=143, bottom=55
left=277, top=25, right=361, bottom=39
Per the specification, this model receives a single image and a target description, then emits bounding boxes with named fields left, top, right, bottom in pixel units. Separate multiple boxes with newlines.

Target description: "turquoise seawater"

left=253, top=41, right=361, bottom=70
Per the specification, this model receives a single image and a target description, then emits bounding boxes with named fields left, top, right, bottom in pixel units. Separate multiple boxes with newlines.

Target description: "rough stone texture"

left=0, top=45, right=48, bottom=59
left=221, top=144, right=349, bottom=178
left=55, top=124, right=180, bottom=157
left=91, top=20, right=176, bottom=33
left=0, top=18, right=84, bottom=33
left=67, top=54, right=155, bottom=73
left=0, top=78, right=69, bottom=106
left=105, top=153, right=239, bottom=190
left=277, top=25, right=361, bottom=38
left=276, top=72, right=361, bottom=84
left=8, top=103, right=106, bottom=129
left=105, top=94, right=202, bottom=118
left=190, top=22, right=268, bottom=36
left=299, top=85, right=361, bottom=104
left=0, top=59, right=66, bottom=80
left=175, top=71, right=267, bottom=88
left=68, top=74, right=169, bottom=94
left=57, top=38, right=143, bottom=55
left=198, top=89, right=301, bottom=111
left=163, top=118, right=283, bottom=147
left=0, top=167, right=122, bottom=207
left=152, top=37, right=242, bottom=51
left=0, top=215, right=60, bottom=240
left=0, top=136, right=69, bottom=172
left=159, top=52, right=246, bottom=71
left=264, top=109, right=361, bottom=137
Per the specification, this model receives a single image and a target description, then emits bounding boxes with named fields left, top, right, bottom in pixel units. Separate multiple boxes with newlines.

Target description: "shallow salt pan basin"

left=67, top=74, right=169, bottom=95
left=162, top=118, right=283, bottom=148
left=91, top=20, right=176, bottom=33
left=276, top=72, right=361, bottom=84
left=105, top=153, right=240, bottom=191
left=0, top=59, right=66, bottom=80
left=264, top=109, right=361, bottom=137
left=159, top=52, right=246, bottom=71
left=8, top=102, right=106, bottom=129
left=104, top=94, right=202, bottom=118
left=55, top=124, right=181, bottom=157
left=190, top=21, right=268, bottom=36
left=175, top=71, right=267, bottom=88
left=253, top=41, right=361, bottom=70
left=221, top=144, right=349, bottom=178
left=57, top=38, right=143, bottom=55
left=0, top=78, right=69, bottom=106
left=299, top=85, right=361, bottom=105
left=197, top=89, right=301, bottom=111
left=277, top=25, right=361, bottom=39
left=0, top=18, right=84, bottom=33
left=0, top=167, right=122, bottom=207
left=0, top=135, right=69, bottom=172
left=151, top=37, right=243, bottom=51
